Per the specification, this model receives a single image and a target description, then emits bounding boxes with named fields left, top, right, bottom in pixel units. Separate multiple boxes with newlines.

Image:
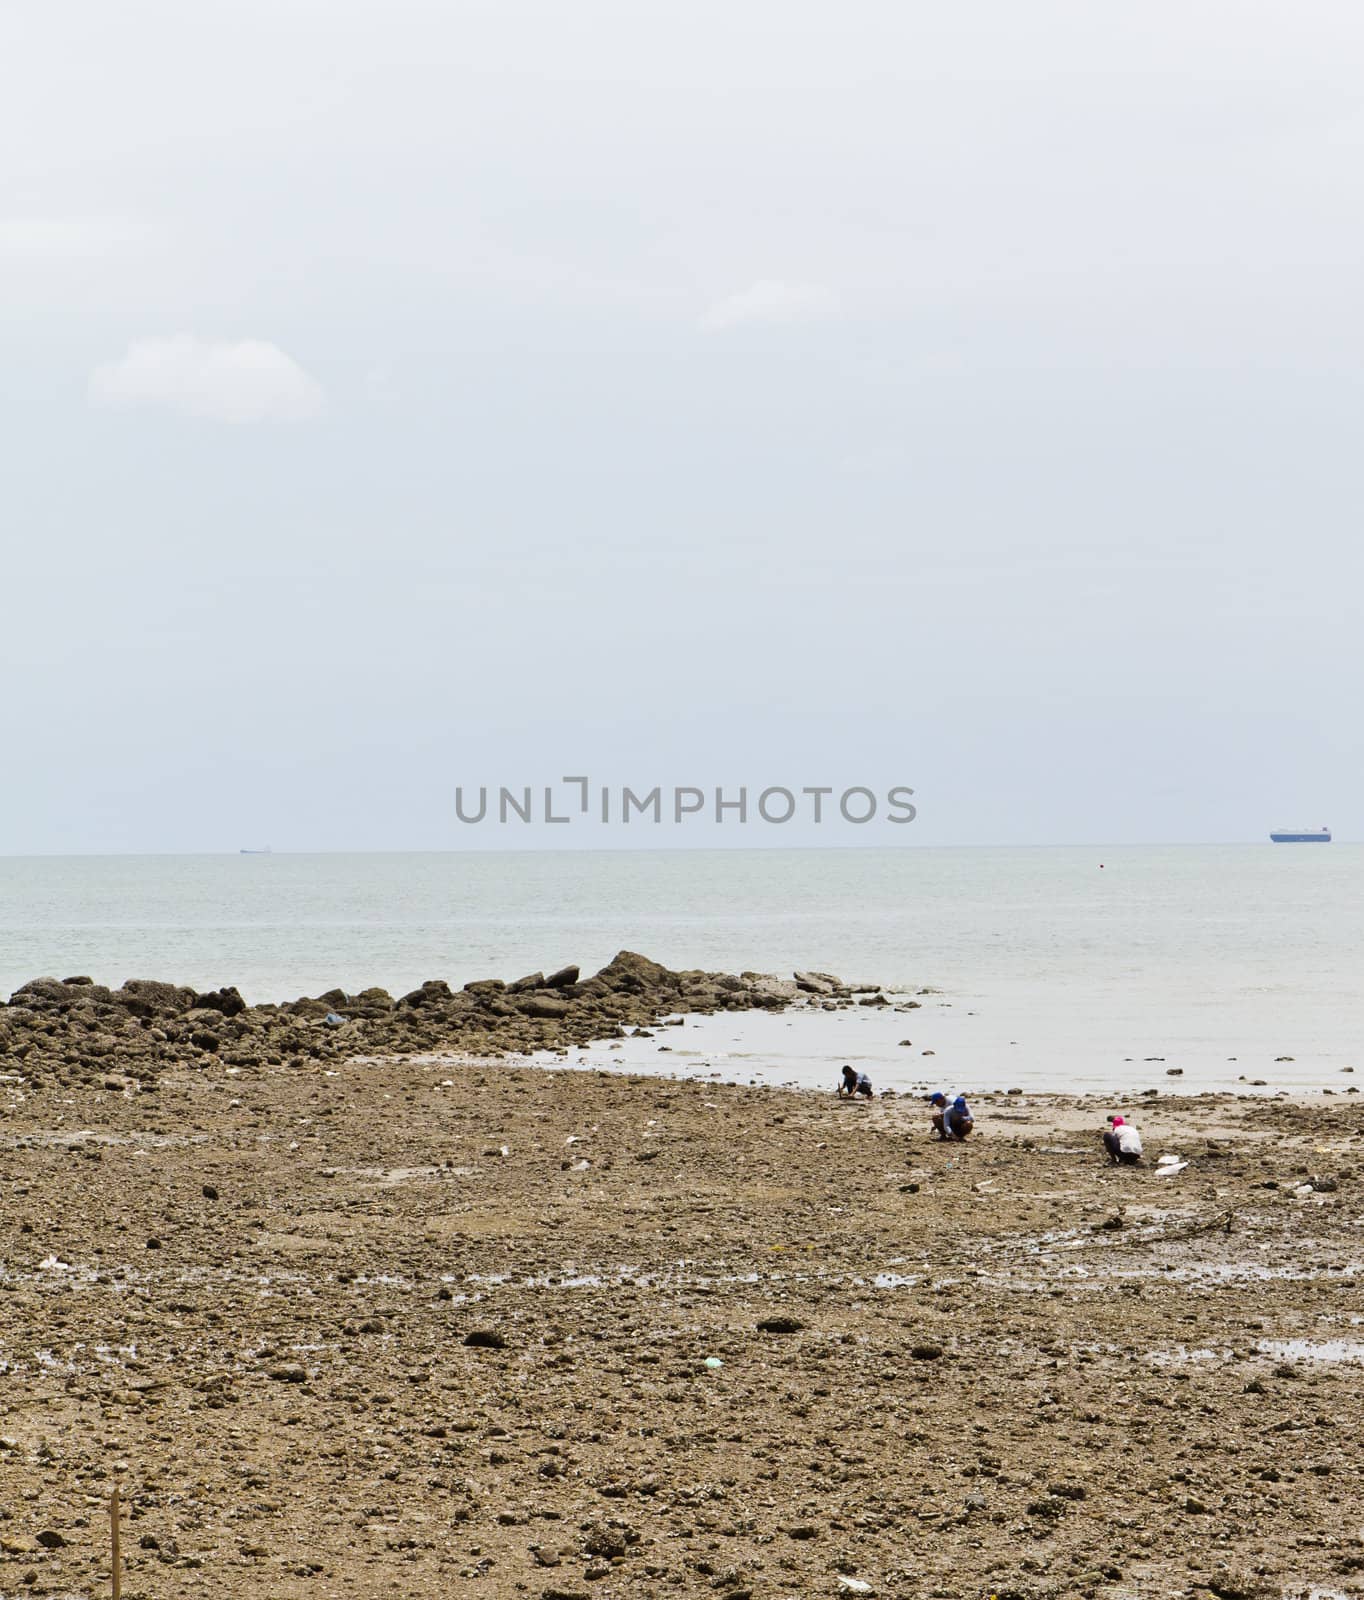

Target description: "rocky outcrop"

left=0, top=954, right=879, bottom=1092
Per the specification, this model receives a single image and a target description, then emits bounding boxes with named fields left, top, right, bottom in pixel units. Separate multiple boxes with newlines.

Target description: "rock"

left=746, top=976, right=799, bottom=1007
left=268, top=1364, right=307, bottom=1383
left=507, top=972, right=546, bottom=993
left=519, top=995, right=571, bottom=1020
left=544, top=965, right=580, bottom=988
left=595, top=951, right=677, bottom=995
left=35, top=1531, right=66, bottom=1550
left=401, top=980, right=455, bottom=1007
left=202, top=1185, right=219, bottom=1200
left=910, top=1343, right=945, bottom=1360
left=757, top=1315, right=804, bottom=1333
left=118, top=979, right=196, bottom=1016
left=191, top=986, right=247, bottom=1017
left=793, top=971, right=841, bottom=995
left=1206, top=1572, right=1273, bottom=1600
left=463, top=1329, right=507, bottom=1349
left=10, top=977, right=77, bottom=1006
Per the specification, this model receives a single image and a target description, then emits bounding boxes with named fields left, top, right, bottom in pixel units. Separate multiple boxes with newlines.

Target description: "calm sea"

left=1, top=846, right=1359, bottom=1095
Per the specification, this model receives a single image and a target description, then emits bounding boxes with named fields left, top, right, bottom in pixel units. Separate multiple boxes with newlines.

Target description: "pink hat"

left=1111, top=1116, right=1125, bottom=1127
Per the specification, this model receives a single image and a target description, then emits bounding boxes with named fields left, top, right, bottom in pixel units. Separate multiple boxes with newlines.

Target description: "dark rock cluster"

left=0, top=953, right=871, bottom=1089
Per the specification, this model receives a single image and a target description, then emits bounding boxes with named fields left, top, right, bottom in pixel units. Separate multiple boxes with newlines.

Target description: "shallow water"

left=533, top=996, right=1358, bottom=1097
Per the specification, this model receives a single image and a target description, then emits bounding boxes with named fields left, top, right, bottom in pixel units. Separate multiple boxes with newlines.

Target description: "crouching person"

left=929, top=1092, right=974, bottom=1141
left=1103, top=1114, right=1143, bottom=1165
left=838, top=1064, right=874, bottom=1099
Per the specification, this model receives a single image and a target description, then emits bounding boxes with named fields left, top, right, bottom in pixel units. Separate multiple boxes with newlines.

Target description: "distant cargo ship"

left=1269, top=826, right=1331, bottom=843
left=240, top=846, right=273, bottom=855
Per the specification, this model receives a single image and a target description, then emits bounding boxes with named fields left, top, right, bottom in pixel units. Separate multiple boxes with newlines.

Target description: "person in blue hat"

left=929, top=1092, right=974, bottom=1140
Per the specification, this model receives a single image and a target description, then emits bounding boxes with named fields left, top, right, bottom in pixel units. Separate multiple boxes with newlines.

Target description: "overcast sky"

left=3, top=0, right=1362, bottom=852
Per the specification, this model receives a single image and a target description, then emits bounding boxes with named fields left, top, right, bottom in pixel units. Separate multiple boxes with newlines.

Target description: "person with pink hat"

left=1103, top=1114, right=1143, bottom=1166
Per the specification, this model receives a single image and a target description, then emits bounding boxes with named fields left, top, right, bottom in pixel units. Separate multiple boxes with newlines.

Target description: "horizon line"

left=0, top=837, right=1352, bottom=862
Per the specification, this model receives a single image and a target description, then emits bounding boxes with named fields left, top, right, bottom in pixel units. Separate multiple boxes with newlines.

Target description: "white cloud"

left=88, top=336, right=325, bottom=424
left=699, top=279, right=841, bottom=331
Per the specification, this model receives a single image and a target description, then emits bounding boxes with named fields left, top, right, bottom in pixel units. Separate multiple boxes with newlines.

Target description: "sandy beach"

left=2, top=1043, right=1361, bottom=1600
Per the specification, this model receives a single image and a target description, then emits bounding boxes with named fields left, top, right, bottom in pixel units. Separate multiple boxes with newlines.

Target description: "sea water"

left=0, top=844, right=1359, bottom=1095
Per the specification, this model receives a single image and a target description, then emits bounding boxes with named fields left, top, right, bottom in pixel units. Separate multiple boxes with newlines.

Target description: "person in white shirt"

left=837, top=1064, right=874, bottom=1099
left=1103, top=1115, right=1143, bottom=1165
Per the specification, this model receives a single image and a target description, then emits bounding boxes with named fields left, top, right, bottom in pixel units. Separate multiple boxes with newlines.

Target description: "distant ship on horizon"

left=240, top=846, right=273, bottom=855
left=1269, top=826, right=1330, bottom=843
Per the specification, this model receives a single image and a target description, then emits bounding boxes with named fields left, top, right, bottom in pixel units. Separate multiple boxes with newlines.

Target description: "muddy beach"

left=1, top=1043, right=1362, bottom=1600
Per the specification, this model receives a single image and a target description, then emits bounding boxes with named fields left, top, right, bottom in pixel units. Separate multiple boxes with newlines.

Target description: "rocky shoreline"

left=0, top=954, right=908, bottom=1091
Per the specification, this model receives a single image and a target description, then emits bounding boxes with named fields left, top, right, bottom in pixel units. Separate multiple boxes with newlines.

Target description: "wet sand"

left=1, top=1058, right=1361, bottom=1600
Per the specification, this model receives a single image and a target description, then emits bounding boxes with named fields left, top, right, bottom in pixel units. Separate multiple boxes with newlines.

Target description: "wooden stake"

left=110, top=1484, right=122, bottom=1600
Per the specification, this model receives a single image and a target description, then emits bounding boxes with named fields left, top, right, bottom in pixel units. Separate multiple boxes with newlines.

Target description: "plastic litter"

left=703, top=1357, right=724, bottom=1369
left=324, top=1012, right=346, bottom=1026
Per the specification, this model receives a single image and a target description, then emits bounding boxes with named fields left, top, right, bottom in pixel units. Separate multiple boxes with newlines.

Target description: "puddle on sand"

left=1146, top=1338, right=1364, bottom=1369
left=1258, top=1339, right=1364, bottom=1364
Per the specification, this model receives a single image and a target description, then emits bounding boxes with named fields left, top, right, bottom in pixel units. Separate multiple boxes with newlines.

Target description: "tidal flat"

left=1, top=1059, right=1361, bottom=1600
